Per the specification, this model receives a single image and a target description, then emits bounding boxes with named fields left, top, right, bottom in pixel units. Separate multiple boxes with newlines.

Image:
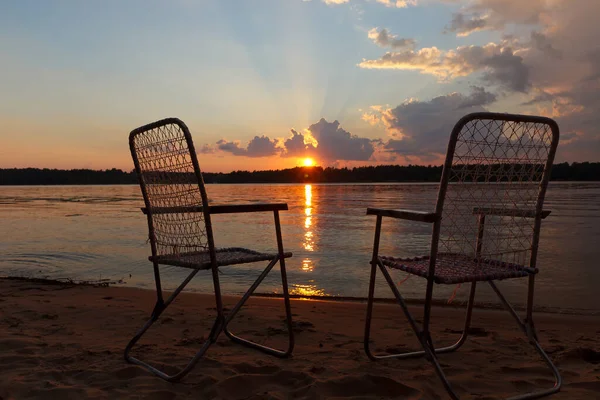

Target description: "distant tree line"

left=0, top=162, right=598, bottom=185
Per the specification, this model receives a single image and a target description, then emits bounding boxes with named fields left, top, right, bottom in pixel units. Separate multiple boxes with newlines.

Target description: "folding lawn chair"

left=125, top=118, right=294, bottom=381
left=364, top=112, right=561, bottom=399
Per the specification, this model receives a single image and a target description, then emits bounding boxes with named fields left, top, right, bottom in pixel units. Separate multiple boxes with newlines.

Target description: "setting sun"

left=302, top=158, right=315, bottom=167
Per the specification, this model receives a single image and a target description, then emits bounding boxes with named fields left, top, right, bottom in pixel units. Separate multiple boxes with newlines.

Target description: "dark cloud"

left=198, top=144, right=216, bottom=154
left=521, top=91, right=555, bottom=106
left=445, top=0, right=548, bottom=37
left=442, top=0, right=600, bottom=161
left=553, top=135, right=600, bottom=162
left=480, top=47, right=529, bottom=92
left=445, top=13, right=489, bottom=37
left=282, top=129, right=316, bottom=158
left=217, top=136, right=280, bottom=158
left=531, top=31, right=562, bottom=59
left=368, top=28, right=416, bottom=50
left=304, top=118, right=375, bottom=161
left=356, top=0, right=598, bottom=162
left=458, top=86, right=497, bottom=108
left=216, top=139, right=247, bottom=156
left=373, top=87, right=497, bottom=161
left=246, top=135, right=280, bottom=157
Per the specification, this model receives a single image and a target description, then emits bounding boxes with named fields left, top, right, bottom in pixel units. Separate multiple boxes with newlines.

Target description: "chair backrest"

left=129, top=118, right=213, bottom=259
left=434, top=112, right=560, bottom=269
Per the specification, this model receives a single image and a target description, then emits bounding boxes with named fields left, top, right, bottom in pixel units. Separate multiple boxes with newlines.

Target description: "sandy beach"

left=0, top=277, right=598, bottom=399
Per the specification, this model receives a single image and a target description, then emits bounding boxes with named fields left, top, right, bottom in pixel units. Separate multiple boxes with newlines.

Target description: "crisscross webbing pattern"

left=381, top=253, right=536, bottom=284
left=437, top=116, right=555, bottom=271
left=150, top=247, right=293, bottom=270
left=131, top=121, right=209, bottom=257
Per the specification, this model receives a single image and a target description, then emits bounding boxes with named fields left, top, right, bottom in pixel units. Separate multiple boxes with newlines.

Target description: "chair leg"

left=223, top=256, right=294, bottom=357
left=365, top=266, right=561, bottom=399
left=365, top=264, right=477, bottom=361
left=124, top=268, right=224, bottom=382
left=364, top=260, right=460, bottom=400
left=489, top=281, right=562, bottom=400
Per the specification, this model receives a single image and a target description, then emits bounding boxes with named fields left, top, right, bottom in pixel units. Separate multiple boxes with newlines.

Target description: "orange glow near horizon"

left=302, top=157, right=315, bottom=167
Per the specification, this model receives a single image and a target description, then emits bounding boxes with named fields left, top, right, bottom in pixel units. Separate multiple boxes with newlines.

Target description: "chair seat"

left=379, top=252, right=537, bottom=284
left=150, top=247, right=292, bottom=269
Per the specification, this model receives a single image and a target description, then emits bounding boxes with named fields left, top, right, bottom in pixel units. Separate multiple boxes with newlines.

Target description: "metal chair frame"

left=364, top=112, right=562, bottom=400
left=125, top=118, right=294, bottom=382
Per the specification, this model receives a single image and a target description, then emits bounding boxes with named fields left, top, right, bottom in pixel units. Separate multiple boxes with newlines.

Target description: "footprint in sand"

left=217, top=369, right=314, bottom=399
left=314, top=374, right=419, bottom=398
left=559, top=347, right=600, bottom=364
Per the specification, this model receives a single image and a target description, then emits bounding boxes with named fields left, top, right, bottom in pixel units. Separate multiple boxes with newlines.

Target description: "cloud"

left=280, top=119, right=375, bottom=162
left=217, top=136, right=280, bottom=158
left=374, top=0, right=417, bottom=8
left=364, top=87, right=498, bottom=162
left=216, top=139, right=246, bottom=156
left=304, top=118, right=375, bottom=161
left=445, top=13, right=489, bottom=37
left=282, top=129, right=317, bottom=158
left=214, top=119, right=375, bottom=163
left=359, top=42, right=530, bottom=91
left=480, top=47, right=529, bottom=92
left=445, top=0, right=549, bottom=37
left=358, top=46, right=445, bottom=72
left=198, top=144, right=215, bottom=154
left=361, top=113, right=380, bottom=126
left=318, top=0, right=416, bottom=7
left=530, top=31, right=562, bottom=59
left=367, top=28, right=416, bottom=49
left=456, top=85, right=497, bottom=108
left=246, top=136, right=281, bottom=157
left=322, top=0, right=349, bottom=4
left=482, top=0, right=600, bottom=161
left=441, top=0, right=600, bottom=161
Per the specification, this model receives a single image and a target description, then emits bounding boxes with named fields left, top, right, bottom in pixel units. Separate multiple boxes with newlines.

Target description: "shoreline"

left=1, top=180, right=600, bottom=187
left=3, top=276, right=598, bottom=317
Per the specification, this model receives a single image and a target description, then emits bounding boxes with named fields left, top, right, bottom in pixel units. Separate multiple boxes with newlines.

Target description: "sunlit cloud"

left=374, top=0, right=417, bottom=8
left=214, top=119, right=375, bottom=164
left=282, top=129, right=318, bottom=158
left=317, top=0, right=416, bottom=7
left=359, top=41, right=530, bottom=92
left=323, top=0, right=349, bottom=5
left=301, top=118, right=375, bottom=161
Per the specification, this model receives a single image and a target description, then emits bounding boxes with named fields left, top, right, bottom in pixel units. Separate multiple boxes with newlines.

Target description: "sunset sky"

left=1, top=0, right=599, bottom=172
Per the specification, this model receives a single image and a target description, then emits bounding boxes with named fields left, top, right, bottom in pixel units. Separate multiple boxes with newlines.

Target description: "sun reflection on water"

left=303, top=184, right=314, bottom=252
left=302, top=258, right=313, bottom=272
left=290, top=282, right=325, bottom=297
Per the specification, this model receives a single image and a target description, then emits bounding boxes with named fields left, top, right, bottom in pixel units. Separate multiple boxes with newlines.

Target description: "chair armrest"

left=142, top=203, right=288, bottom=215
left=208, top=203, right=288, bottom=214
left=366, top=208, right=439, bottom=223
left=472, top=207, right=551, bottom=219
